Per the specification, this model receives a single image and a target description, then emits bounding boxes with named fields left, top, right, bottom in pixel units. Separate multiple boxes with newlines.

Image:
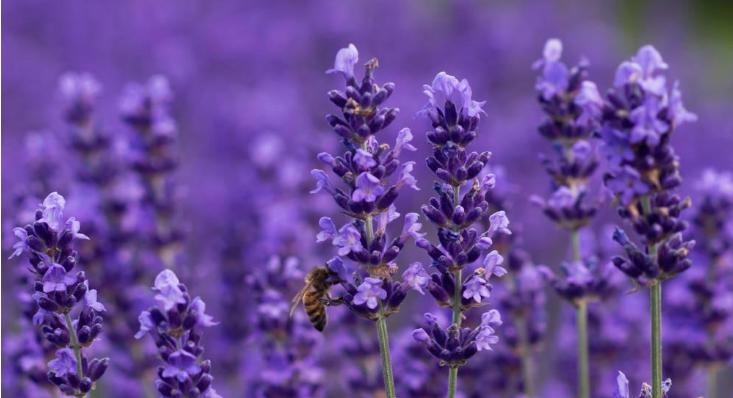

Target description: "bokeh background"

left=3, top=0, right=733, bottom=397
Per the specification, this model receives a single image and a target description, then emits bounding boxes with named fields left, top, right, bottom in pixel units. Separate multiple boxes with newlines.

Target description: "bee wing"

left=289, top=284, right=309, bottom=318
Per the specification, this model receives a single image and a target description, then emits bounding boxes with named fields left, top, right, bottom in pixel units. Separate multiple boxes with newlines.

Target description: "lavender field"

left=3, top=1, right=733, bottom=397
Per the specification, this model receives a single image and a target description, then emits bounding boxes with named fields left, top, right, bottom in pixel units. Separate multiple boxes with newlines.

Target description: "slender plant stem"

left=447, top=184, right=464, bottom=398
left=376, top=315, right=396, bottom=398
left=364, top=213, right=396, bottom=398
left=64, top=313, right=87, bottom=398
left=569, top=229, right=590, bottom=398
left=650, top=281, right=662, bottom=398
left=576, top=300, right=590, bottom=398
left=707, top=366, right=718, bottom=398
left=641, top=196, right=663, bottom=398
left=448, top=367, right=458, bottom=398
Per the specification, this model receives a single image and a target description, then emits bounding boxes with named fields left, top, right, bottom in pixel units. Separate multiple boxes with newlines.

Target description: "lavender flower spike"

left=415, top=70, right=506, bottom=398
left=531, top=39, right=604, bottom=398
left=10, top=192, right=109, bottom=397
left=600, top=45, right=695, bottom=398
left=136, top=269, right=220, bottom=398
left=306, top=43, right=425, bottom=398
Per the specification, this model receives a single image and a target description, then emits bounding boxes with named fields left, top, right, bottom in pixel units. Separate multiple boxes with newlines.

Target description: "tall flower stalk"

left=135, top=269, right=219, bottom=397
left=10, top=193, right=109, bottom=397
left=120, top=76, right=183, bottom=270
left=599, top=45, right=697, bottom=398
left=665, top=169, right=733, bottom=398
left=530, top=38, right=605, bottom=398
left=310, top=44, right=422, bottom=397
left=410, top=71, right=509, bottom=398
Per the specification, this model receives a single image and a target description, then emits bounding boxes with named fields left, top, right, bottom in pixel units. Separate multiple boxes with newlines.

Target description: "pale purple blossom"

left=333, top=224, right=364, bottom=256
left=352, top=172, right=384, bottom=202
left=153, top=269, right=186, bottom=311
left=400, top=213, right=425, bottom=241
left=352, top=278, right=387, bottom=309
left=310, top=169, right=332, bottom=194
left=394, top=128, right=417, bottom=156
left=354, top=149, right=377, bottom=169
left=463, top=276, right=491, bottom=303
left=487, top=211, right=511, bottom=236
left=47, top=349, right=77, bottom=378
left=402, top=262, right=430, bottom=295
left=397, top=161, right=419, bottom=191
left=161, top=350, right=202, bottom=382
left=482, top=250, right=507, bottom=278
left=423, top=71, right=485, bottom=117
left=316, top=217, right=337, bottom=243
left=42, top=264, right=76, bottom=293
left=326, top=43, right=359, bottom=78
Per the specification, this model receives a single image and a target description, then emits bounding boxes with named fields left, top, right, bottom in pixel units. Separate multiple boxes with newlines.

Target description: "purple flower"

left=575, top=81, right=603, bottom=125
left=190, top=297, right=217, bottom=327
left=9, top=227, right=28, bottom=259
left=482, top=250, right=507, bottom=278
left=396, top=161, right=419, bottom=191
left=58, top=72, right=100, bottom=106
left=487, top=211, right=511, bottom=236
left=547, top=187, right=576, bottom=208
left=412, top=328, right=431, bottom=345
left=153, top=269, right=186, bottom=311
left=48, top=349, right=77, bottom=378
left=633, top=45, right=668, bottom=76
left=402, top=262, right=430, bottom=295
left=333, top=223, right=364, bottom=256
left=480, top=309, right=502, bottom=328
left=394, top=128, right=416, bottom=156
left=310, top=169, right=332, bottom=194
left=65, top=217, right=90, bottom=240
left=400, top=213, right=425, bottom=241
left=352, top=172, right=384, bottom=202
left=376, top=205, right=401, bottom=234
left=475, top=327, right=499, bottom=351
left=463, top=276, right=491, bottom=303
left=629, top=96, right=668, bottom=146
left=326, top=43, right=359, bottom=78
left=668, top=81, right=698, bottom=126
left=423, top=71, right=485, bottom=117
left=84, top=289, right=106, bottom=312
left=41, top=192, right=66, bottom=231
left=613, top=61, right=642, bottom=87
left=316, top=217, right=337, bottom=243
left=161, top=350, right=202, bottom=382
left=352, top=278, right=387, bottom=309
left=135, top=311, right=154, bottom=339
left=354, top=149, right=377, bottom=169
left=534, top=39, right=569, bottom=100
left=614, top=371, right=630, bottom=398
left=42, top=264, right=76, bottom=293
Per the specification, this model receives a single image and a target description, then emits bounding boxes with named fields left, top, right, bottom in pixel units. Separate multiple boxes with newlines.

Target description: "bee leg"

left=322, top=295, right=345, bottom=306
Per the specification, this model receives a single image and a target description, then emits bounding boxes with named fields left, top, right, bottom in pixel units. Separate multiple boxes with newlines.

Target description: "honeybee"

left=290, top=267, right=339, bottom=331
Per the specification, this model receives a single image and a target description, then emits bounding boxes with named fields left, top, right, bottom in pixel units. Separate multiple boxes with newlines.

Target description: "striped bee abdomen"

left=303, top=288, right=327, bottom=331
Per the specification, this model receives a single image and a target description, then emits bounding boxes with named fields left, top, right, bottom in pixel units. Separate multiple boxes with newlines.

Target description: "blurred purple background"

left=4, top=1, right=733, bottom=397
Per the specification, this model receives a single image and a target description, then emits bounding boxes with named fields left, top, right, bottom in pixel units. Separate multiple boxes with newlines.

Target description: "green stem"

left=64, top=313, right=87, bottom=398
left=570, top=229, right=589, bottom=398
left=446, top=184, right=464, bottom=398
left=650, top=281, right=663, bottom=398
left=707, top=366, right=718, bottom=398
left=448, top=367, right=458, bottom=398
left=576, top=300, right=590, bottom=398
left=641, top=196, right=663, bottom=398
left=376, top=316, right=396, bottom=398
left=364, top=212, right=396, bottom=398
